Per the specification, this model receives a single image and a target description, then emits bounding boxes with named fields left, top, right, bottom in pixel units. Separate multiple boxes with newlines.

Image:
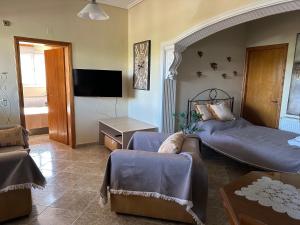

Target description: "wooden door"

left=44, top=48, right=68, bottom=144
left=242, top=44, right=288, bottom=128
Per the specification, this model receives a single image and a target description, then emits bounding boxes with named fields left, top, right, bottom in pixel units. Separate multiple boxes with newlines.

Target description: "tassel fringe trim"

left=0, top=182, right=46, bottom=193
left=100, top=188, right=205, bottom=225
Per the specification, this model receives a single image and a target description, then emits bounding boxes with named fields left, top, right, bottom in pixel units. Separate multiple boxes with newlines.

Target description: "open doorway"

left=14, top=36, right=76, bottom=148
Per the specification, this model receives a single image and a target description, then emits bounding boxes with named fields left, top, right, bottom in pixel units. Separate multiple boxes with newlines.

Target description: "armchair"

left=100, top=132, right=208, bottom=225
left=0, top=125, right=45, bottom=223
left=0, top=125, right=30, bottom=153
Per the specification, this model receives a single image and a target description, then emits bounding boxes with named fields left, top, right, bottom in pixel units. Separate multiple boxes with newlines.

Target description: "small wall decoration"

left=193, top=52, right=239, bottom=80
left=2, top=20, right=11, bottom=26
left=210, top=63, right=218, bottom=70
left=196, top=71, right=203, bottom=78
left=133, top=40, right=151, bottom=90
left=222, top=73, right=228, bottom=79
left=197, top=51, right=203, bottom=58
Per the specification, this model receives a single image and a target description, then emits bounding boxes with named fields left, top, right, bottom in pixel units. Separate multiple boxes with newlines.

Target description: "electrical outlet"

left=0, top=98, right=7, bottom=107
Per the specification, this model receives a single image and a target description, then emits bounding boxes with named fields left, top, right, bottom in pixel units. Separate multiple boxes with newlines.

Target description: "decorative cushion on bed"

left=158, top=132, right=185, bottom=154
left=194, top=104, right=214, bottom=121
left=208, top=101, right=235, bottom=121
left=0, top=125, right=25, bottom=147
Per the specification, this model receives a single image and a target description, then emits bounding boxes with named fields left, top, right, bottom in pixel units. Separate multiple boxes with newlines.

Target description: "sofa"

left=100, top=132, right=208, bottom=225
left=0, top=125, right=45, bottom=223
left=0, top=125, right=30, bottom=153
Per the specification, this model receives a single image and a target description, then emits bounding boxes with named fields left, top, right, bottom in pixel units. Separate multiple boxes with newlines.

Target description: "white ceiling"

left=98, top=0, right=144, bottom=9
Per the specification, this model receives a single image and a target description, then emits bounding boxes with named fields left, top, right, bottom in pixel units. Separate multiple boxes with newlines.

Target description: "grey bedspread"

left=0, top=151, right=46, bottom=192
left=197, top=118, right=300, bottom=172
left=100, top=132, right=208, bottom=225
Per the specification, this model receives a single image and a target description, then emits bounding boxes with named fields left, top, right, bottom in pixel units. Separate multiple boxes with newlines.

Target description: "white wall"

left=0, top=0, right=128, bottom=144
left=127, top=0, right=258, bottom=130
left=177, top=26, right=247, bottom=116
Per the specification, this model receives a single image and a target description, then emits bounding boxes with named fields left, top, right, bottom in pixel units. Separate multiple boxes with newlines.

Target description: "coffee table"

left=220, top=171, right=300, bottom=225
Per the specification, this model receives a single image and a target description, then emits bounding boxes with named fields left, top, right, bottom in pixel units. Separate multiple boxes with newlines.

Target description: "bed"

left=187, top=88, right=300, bottom=173
left=24, top=106, right=48, bottom=130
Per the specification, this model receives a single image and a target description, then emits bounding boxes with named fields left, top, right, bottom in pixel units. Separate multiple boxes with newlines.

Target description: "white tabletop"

left=99, top=117, right=156, bottom=133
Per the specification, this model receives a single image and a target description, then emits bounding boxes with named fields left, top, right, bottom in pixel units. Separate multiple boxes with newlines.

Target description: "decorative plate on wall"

left=133, top=40, right=151, bottom=90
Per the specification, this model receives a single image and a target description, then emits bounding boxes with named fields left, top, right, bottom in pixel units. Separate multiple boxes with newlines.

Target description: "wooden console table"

left=99, top=117, right=157, bottom=149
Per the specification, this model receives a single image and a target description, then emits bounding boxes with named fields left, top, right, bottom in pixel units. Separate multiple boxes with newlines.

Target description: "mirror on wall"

left=287, top=34, right=300, bottom=116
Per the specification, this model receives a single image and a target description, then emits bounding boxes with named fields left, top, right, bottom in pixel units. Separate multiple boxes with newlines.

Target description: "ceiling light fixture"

left=78, top=0, right=109, bottom=21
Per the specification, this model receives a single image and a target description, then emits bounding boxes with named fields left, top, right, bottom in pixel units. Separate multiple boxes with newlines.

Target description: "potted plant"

left=173, top=111, right=202, bottom=134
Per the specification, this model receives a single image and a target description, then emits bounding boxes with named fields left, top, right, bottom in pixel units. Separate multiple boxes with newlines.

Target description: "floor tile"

left=29, top=208, right=80, bottom=225
left=62, top=161, right=105, bottom=176
left=50, top=190, right=96, bottom=211
left=3, top=205, right=47, bottom=225
left=72, top=174, right=103, bottom=192
left=73, top=212, right=118, bottom=225
left=32, top=184, right=66, bottom=206
left=40, top=160, right=73, bottom=172
left=84, top=197, right=111, bottom=215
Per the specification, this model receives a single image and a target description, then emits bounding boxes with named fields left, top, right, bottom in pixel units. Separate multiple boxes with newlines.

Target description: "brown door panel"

left=44, top=48, right=68, bottom=144
left=242, top=44, right=288, bottom=128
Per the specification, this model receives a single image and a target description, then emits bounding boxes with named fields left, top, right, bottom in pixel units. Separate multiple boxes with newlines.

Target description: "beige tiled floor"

left=4, top=134, right=255, bottom=225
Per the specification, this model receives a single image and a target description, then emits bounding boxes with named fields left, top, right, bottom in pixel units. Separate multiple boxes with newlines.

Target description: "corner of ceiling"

left=127, top=0, right=144, bottom=9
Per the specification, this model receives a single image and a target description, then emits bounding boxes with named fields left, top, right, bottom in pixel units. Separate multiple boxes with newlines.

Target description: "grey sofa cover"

left=100, top=132, right=208, bottom=225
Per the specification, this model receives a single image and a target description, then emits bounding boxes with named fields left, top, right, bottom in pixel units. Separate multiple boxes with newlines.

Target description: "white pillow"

left=194, top=104, right=214, bottom=121
left=208, top=101, right=235, bottom=121
left=158, top=132, right=185, bottom=154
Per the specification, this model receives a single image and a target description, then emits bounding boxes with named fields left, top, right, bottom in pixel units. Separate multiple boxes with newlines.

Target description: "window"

left=20, top=51, right=46, bottom=87
left=287, top=34, right=300, bottom=116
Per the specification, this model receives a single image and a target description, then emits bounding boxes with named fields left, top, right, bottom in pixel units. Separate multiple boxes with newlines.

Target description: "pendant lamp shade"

left=78, top=0, right=109, bottom=20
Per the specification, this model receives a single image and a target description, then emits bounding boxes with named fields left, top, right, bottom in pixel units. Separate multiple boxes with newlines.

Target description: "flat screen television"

left=73, top=69, right=122, bottom=97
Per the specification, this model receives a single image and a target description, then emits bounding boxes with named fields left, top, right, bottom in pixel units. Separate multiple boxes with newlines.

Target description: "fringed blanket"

left=0, top=151, right=46, bottom=193
left=100, top=132, right=208, bottom=225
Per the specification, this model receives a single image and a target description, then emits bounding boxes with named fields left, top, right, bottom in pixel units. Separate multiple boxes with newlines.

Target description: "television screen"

left=73, top=69, right=122, bottom=97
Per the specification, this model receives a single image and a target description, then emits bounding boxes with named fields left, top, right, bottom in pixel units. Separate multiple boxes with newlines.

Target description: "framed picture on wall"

left=133, top=40, right=151, bottom=90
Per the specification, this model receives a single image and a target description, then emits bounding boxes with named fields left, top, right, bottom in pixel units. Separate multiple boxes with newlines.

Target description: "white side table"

left=99, top=117, right=157, bottom=149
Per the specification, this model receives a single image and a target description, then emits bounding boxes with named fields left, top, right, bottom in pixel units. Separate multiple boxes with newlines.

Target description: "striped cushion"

left=0, top=126, right=25, bottom=147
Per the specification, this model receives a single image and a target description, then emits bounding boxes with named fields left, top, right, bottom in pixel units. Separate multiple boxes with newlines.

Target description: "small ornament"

left=2, top=20, right=11, bottom=26
left=222, top=73, right=227, bottom=79
left=233, top=71, right=238, bottom=76
left=227, top=57, right=232, bottom=62
left=210, top=63, right=218, bottom=70
left=196, top=71, right=203, bottom=78
left=197, top=51, right=203, bottom=58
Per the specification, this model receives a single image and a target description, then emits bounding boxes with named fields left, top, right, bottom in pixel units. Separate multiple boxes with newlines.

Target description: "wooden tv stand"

left=99, top=117, right=157, bottom=149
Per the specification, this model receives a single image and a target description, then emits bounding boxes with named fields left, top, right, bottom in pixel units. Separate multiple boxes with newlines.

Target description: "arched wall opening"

left=161, top=0, right=300, bottom=133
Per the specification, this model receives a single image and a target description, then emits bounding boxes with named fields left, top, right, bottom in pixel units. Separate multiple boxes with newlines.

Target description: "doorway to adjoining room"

left=14, top=37, right=76, bottom=147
